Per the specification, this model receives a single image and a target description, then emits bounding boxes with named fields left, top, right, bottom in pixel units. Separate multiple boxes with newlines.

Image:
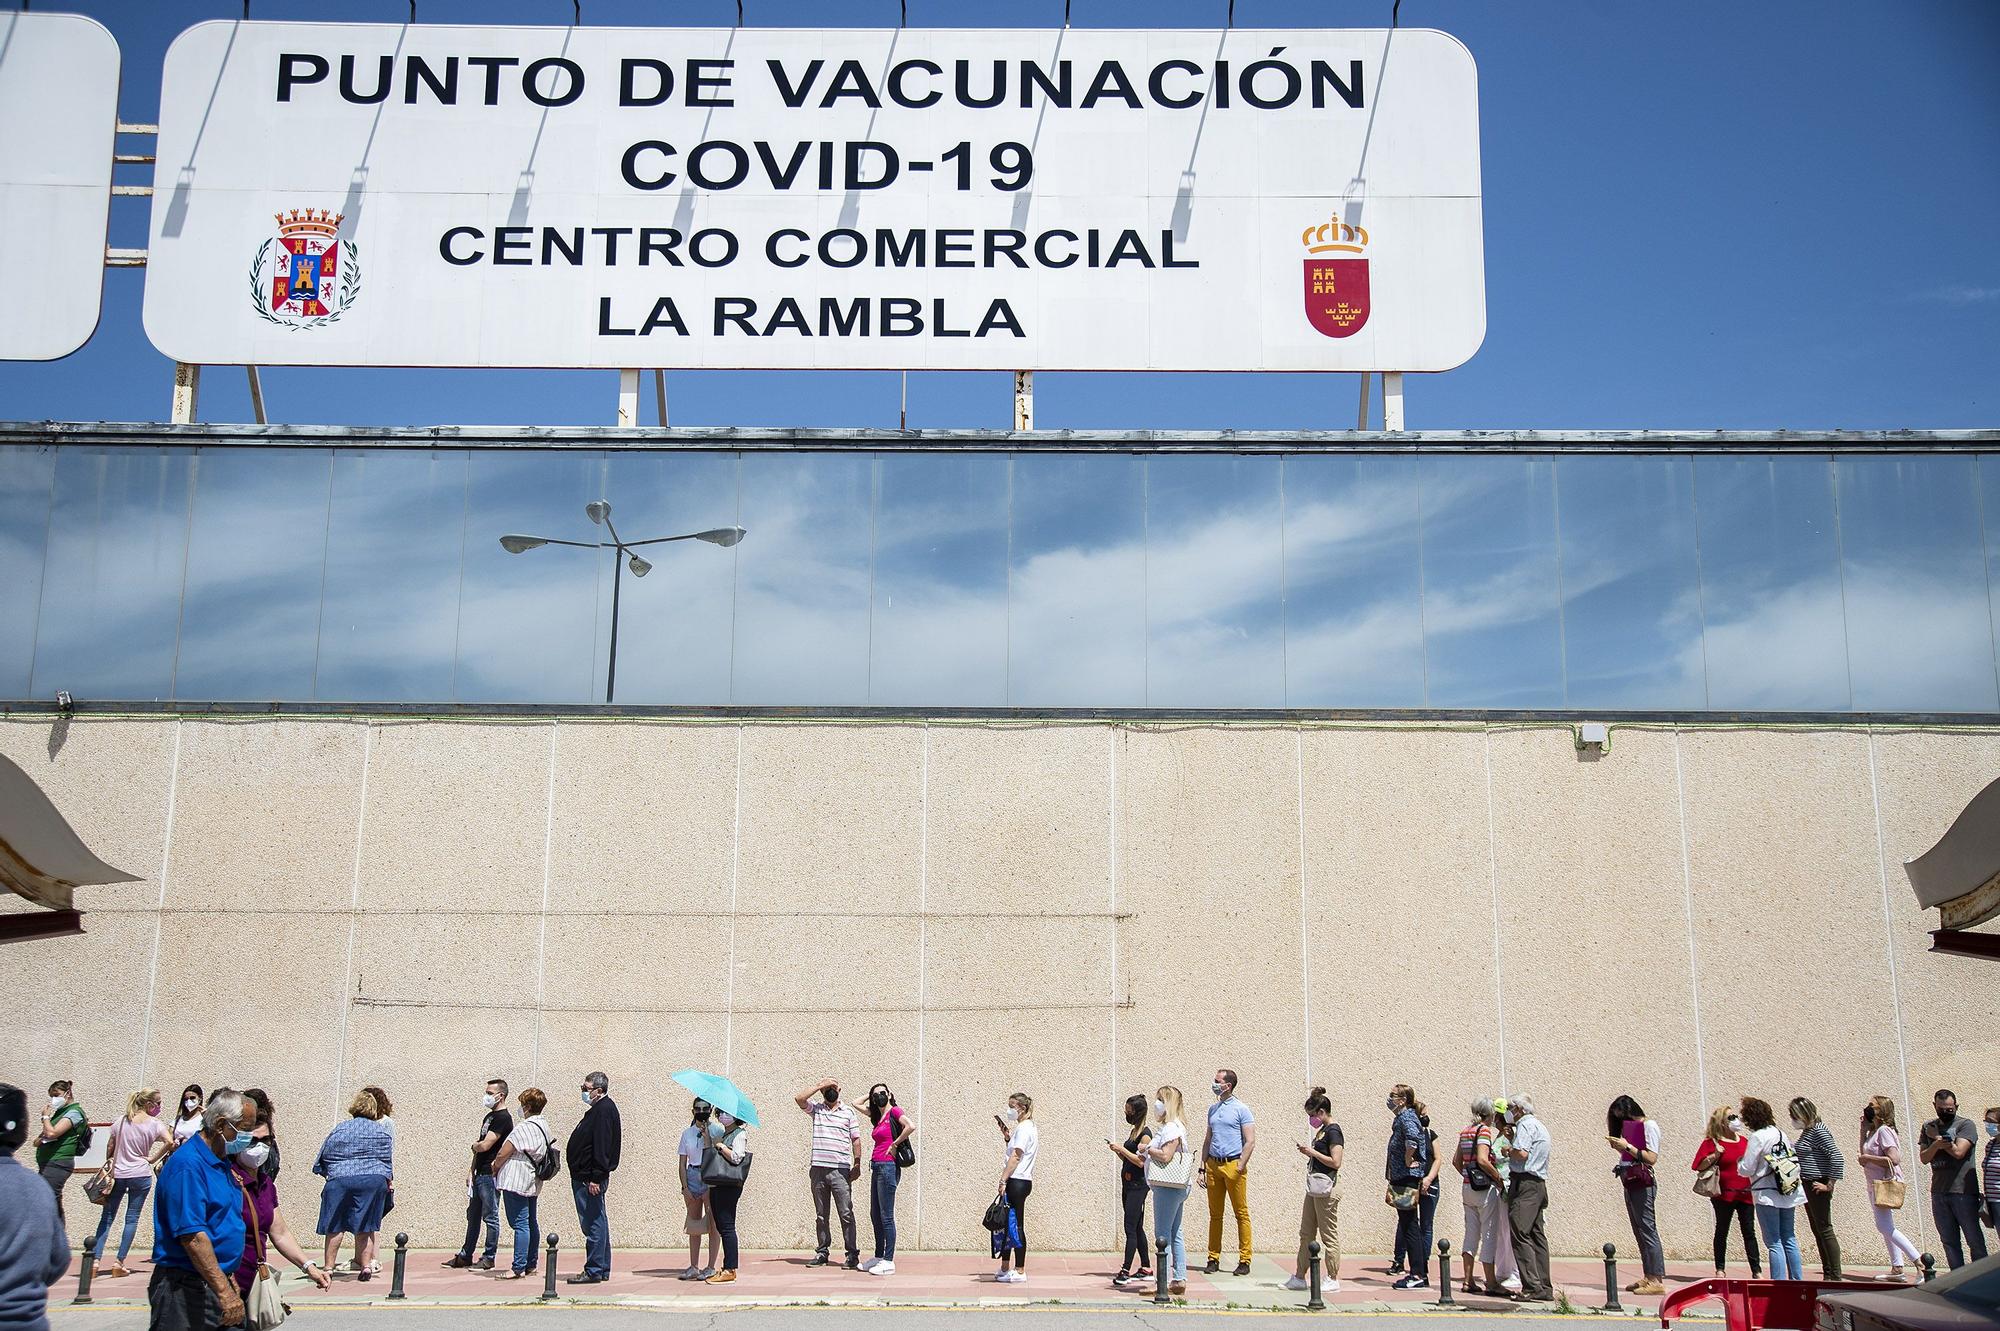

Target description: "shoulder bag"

left=1869, top=1177, right=1906, bottom=1209
left=529, top=1124, right=561, bottom=1183
left=701, top=1133, right=752, bottom=1187
left=237, top=1183, right=287, bottom=1330
left=981, top=1194, right=1010, bottom=1232
left=83, top=1120, right=121, bottom=1205
left=1463, top=1129, right=1494, bottom=1192
left=891, top=1108, right=916, bottom=1169
left=1144, top=1128, right=1194, bottom=1188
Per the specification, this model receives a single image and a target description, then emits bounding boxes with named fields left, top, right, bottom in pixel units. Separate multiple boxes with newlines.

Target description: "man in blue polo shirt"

left=1198, top=1068, right=1256, bottom=1276
left=149, top=1089, right=255, bottom=1330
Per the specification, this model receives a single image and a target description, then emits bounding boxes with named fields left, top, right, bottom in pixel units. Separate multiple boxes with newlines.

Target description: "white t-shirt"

left=1743, top=1125, right=1805, bottom=1209
left=497, top=1115, right=552, bottom=1197
left=173, top=1113, right=204, bottom=1143
left=1006, top=1120, right=1040, bottom=1181
left=678, top=1124, right=707, bottom=1184
left=1148, top=1119, right=1193, bottom=1188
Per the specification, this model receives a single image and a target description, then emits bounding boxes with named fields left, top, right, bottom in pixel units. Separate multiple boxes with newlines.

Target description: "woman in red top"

left=1692, top=1105, right=1761, bottom=1278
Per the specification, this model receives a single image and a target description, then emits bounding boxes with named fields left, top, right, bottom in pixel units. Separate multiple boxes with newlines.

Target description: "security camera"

left=55, top=690, right=74, bottom=713
left=1575, top=722, right=1608, bottom=752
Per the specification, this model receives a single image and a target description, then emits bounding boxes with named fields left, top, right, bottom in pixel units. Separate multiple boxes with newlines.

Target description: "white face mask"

left=1727, top=1117, right=1743, bottom=1131
left=48, top=1095, right=66, bottom=1111
left=1153, top=1099, right=1166, bottom=1118
left=1003, top=1107, right=1020, bottom=1123
left=184, top=1097, right=201, bottom=1113
left=482, top=1094, right=498, bottom=1109
left=239, top=1142, right=272, bottom=1170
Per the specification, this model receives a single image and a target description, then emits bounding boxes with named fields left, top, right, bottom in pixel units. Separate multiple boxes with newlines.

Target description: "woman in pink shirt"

left=857, top=1083, right=917, bottom=1276
left=90, top=1087, right=172, bottom=1277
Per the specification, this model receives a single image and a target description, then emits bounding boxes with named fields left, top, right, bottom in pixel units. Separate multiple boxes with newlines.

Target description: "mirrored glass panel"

left=592, top=451, right=740, bottom=706
left=1836, top=457, right=1998, bottom=713
left=869, top=454, right=1009, bottom=706
left=731, top=452, right=873, bottom=705
left=1555, top=457, right=1704, bottom=710
left=1420, top=456, right=1564, bottom=708
left=456, top=450, right=607, bottom=704
left=1144, top=456, right=1285, bottom=707
left=1693, top=456, right=1849, bottom=711
left=173, top=449, right=331, bottom=701
left=1281, top=455, right=1424, bottom=708
left=315, top=450, right=467, bottom=703
left=1008, top=453, right=1145, bottom=706
left=0, top=447, right=54, bottom=697
left=30, top=449, right=192, bottom=702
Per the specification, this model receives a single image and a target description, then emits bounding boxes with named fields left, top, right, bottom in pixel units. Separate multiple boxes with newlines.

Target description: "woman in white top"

left=1738, top=1097, right=1804, bottom=1279
left=1855, top=1095, right=1922, bottom=1277
left=172, top=1084, right=206, bottom=1143
left=489, top=1087, right=552, bottom=1280
left=1145, top=1085, right=1194, bottom=1296
left=992, top=1092, right=1038, bottom=1283
left=90, top=1087, right=173, bottom=1276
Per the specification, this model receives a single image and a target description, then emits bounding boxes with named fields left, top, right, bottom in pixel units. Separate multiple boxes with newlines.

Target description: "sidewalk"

left=66, top=1249, right=1914, bottom=1313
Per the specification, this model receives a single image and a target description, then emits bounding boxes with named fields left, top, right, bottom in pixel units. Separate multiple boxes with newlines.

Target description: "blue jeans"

left=572, top=1180, right=610, bottom=1278
left=1932, top=1192, right=1989, bottom=1269
left=92, top=1176, right=152, bottom=1263
left=1152, top=1185, right=1189, bottom=1281
left=870, top=1161, right=900, bottom=1262
left=501, top=1191, right=539, bottom=1275
left=457, top=1174, right=501, bottom=1262
left=1756, top=1205, right=1803, bottom=1279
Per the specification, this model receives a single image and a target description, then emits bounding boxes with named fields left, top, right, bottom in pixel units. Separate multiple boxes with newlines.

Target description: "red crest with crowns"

left=1300, top=213, right=1370, bottom=339
left=249, top=207, right=360, bottom=330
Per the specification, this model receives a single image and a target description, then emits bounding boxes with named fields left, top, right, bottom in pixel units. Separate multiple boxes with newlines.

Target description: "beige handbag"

left=1870, top=1178, right=1906, bottom=1210
left=237, top=1184, right=287, bottom=1330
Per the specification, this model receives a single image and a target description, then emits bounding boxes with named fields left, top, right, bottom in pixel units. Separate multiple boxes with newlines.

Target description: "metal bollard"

left=1437, top=1239, right=1454, bottom=1305
left=387, top=1233, right=409, bottom=1299
left=1920, top=1253, right=1935, bottom=1284
left=1153, top=1237, right=1171, bottom=1305
left=1307, top=1240, right=1325, bottom=1312
left=1601, top=1243, right=1621, bottom=1311
left=542, top=1234, right=561, bottom=1301
left=73, top=1236, right=97, bottom=1305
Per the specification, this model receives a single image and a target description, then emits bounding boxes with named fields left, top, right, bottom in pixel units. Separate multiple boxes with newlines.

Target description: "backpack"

left=530, top=1124, right=561, bottom=1182
left=1766, top=1137, right=1801, bottom=1195
left=69, top=1108, right=94, bottom=1155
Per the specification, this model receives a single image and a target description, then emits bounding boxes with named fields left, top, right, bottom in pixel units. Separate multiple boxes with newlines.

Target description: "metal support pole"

left=1306, top=1240, right=1324, bottom=1311
left=616, top=368, right=640, bottom=426
left=1600, top=1242, right=1621, bottom=1311
left=542, top=1234, right=560, bottom=1300
left=1356, top=372, right=1373, bottom=430
left=1013, top=369, right=1034, bottom=430
left=245, top=366, right=267, bottom=424
left=1152, top=1236, right=1170, bottom=1304
left=171, top=362, right=201, bottom=424
left=605, top=554, right=623, bottom=704
left=1437, top=1239, right=1454, bottom=1305
left=73, top=1237, right=97, bottom=1304
left=652, top=368, right=668, bottom=427
left=1383, top=370, right=1405, bottom=430
left=900, top=370, right=908, bottom=431
left=388, top=1233, right=409, bottom=1299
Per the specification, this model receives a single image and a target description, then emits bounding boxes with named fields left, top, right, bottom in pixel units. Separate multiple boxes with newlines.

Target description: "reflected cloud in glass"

left=1836, top=456, right=1998, bottom=713
left=1144, top=455, right=1285, bottom=708
left=173, top=449, right=331, bottom=701
left=1008, top=453, right=1146, bottom=707
left=1693, top=456, right=1849, bottom=711
left=0, top=447, right=55, bottom=697
left=1281, top=455, right=1424, bottom=708
left=731, top=452, right=873, bottom=705
left=870, top=453, right=1009, bottom=706
left=1555, top=456, right=1704, bottom=710
left=1420, top=456, right=1564, bottom=708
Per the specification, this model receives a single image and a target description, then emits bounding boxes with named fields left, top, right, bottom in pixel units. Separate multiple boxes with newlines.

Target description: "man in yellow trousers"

left=1198, top=1068, right=1256, bottom=1275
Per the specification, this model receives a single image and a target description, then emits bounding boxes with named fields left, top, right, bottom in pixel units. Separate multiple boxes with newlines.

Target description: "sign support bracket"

left=171, top=362, right=201, bottom=424
left=1013, top=370, right=1034, bottom=431
left=1356, top=373, right=1373, bottom=430
left=1383, top=371, right=1405, bottom=430
left=245, top=366, right=267, bottom=424
left=652, top=369, right=668, bottom=428
left=616, top=368, right=639, bottom=427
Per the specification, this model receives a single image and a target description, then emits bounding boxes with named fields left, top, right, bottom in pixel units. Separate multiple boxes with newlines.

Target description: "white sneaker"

left=1283, top=1275, right=1309, bottom=1291
left=995, top=1267, right=1010, bottom=1282
left=869, top=1260, right=894, bottom=1276
left=1326, top=1280, right=1341, bottom=1292
left=1000, top=1270, right=1027, bottom=1283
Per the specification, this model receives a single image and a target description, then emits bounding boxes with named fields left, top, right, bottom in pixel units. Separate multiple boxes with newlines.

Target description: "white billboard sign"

left=144, top=22, right=1483, bottom=372
left=0, top=12, right=119, bottom=361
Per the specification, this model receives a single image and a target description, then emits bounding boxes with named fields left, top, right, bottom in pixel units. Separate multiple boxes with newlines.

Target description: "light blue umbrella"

left=671, top=1069, right=760, bottom=1127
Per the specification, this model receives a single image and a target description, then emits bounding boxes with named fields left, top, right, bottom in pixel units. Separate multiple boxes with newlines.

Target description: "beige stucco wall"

left=6, top=715, right=1997, bottom=1267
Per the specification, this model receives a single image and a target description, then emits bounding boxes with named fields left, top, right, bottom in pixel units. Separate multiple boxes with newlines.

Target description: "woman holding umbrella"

left=672, top=1070, right=758, bottom=1287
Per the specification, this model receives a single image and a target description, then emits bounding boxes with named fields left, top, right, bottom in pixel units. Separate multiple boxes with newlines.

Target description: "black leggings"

left=709, top=1183, right=743, bottom=1272
left=1004, top=1178, right=1032, bottom=1268
left=1710, top=1198, right=1760, bottom=1275
left=1120, top=1179, right=1149, bottom=1271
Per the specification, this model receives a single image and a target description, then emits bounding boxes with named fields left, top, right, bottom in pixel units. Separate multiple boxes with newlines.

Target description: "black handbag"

left=894, top=1139, right=916, bottom=1169
left=981, top=1194, right=1009, bottom=1232
left=701, top=1139, right=752, bottom=1187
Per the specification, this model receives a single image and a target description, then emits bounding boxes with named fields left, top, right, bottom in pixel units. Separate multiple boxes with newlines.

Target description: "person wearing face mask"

left=855, top=1082, right=916, bottom=1276
left=1738, top=1097, right=1805, bottom=1280
left=1604, top=1095, right=1664, bottom=1297
left=490, top=1088, right=553, bottom=1280
left=1198, top=1069, right=1255, bottom=1277
left=1145, top=1086, right=1194, bottom=1296
left=33, top=1081, right=87, bottom=1225
left=1856, top=1096, right=1921, bottom=1277
left=1284, top=1088, right=1344, bottom=1294
left=0, top=1082, right=72, bottom=1331
left=173, top=1086, right=207, bottom=1145
left=702, top=1110, right=751, bottom=1285
left=312, top=1089, right=394, bottom=1280
left=443, top=1079, right=513, bottom=1271
left=1692, top=1105, right=1760, bottom=1278
left=1919, top=1088, right=1987, bottom=1269
left=148, top=1088, right=255, bottom=1331
left=229, top=1091, right=329, bottom=1301
left=794, top=1077, right=863, bottom=1271
left=566, top=1071, right=622, bottom=1284
left=1455, top=1097, right=1507, bottom=1297
left=1106, top=1094, right=1155, bottom=1288
left=992, top=1092, right=1037, bottom=1283
left=1501, top=1095, right=1554, bottom=1304
left=1383, top=1084, right=1431, bottom=1291
left=89, top=1088, right=173, bottom=1278
left=675, top=1099, right=720, bottom=1282
left=1788, top=1098, right=1843, bottom=1280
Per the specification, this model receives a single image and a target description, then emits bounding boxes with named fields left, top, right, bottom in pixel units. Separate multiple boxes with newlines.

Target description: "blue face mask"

left=222, top=1129, right=254, bottom=1156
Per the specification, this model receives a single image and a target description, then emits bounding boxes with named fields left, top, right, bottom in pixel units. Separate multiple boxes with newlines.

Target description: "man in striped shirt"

left=796, top=1079, right=863, bottom=1269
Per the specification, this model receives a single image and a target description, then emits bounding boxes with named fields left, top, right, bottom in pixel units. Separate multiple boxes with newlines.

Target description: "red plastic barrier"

left=1659, top=1278, right=1906, bottom=1331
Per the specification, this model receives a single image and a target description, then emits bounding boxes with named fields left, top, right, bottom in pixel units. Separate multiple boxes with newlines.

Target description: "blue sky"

left=2, top=0, right=1997, bottom=431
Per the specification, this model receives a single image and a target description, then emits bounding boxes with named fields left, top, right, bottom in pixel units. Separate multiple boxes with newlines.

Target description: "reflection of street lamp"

left=499, top=502, right=744, bottom=703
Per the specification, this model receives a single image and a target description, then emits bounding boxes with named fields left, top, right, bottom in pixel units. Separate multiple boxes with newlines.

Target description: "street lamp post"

left=499, top=502, right=744, bottom=703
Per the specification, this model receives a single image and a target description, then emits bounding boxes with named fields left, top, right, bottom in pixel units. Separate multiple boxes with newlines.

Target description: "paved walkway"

left=65, top=1249, right=1915, bottom=1313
